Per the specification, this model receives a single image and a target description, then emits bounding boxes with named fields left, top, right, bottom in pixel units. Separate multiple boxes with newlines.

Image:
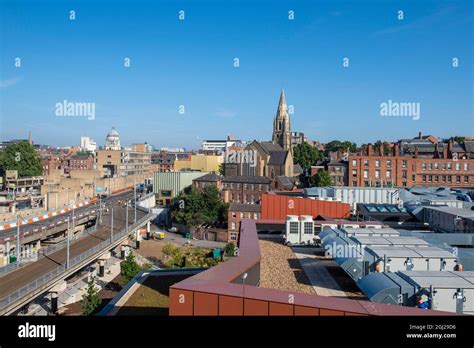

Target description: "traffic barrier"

left=0, top=197, right=98, bottom=231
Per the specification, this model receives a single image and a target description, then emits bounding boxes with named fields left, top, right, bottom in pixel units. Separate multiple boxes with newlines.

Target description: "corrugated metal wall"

left=260, top=193, right=351, bottom=220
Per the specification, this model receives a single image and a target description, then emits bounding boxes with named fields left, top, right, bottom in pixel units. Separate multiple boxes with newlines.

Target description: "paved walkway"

left=18, top=255, right=122, bottom=316
left=292, top=247, right=348, bottom=297
left=152, top=225, right=227, bottom=249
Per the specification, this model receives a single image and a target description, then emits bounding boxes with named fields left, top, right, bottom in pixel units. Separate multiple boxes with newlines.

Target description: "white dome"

left=105, top=127, right=121, bottom=150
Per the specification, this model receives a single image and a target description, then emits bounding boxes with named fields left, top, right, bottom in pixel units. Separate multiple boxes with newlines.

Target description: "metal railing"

left=0, top=224, right=98, bottom=277
left=0, top=212, right=152, bottom=312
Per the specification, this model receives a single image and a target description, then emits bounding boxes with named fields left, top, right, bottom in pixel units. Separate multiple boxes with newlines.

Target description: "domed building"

left=105, top=127, right=121, bottom=150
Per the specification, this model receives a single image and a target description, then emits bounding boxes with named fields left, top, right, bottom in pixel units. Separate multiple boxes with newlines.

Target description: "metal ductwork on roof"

left=357, top=271, right=474, bottom=314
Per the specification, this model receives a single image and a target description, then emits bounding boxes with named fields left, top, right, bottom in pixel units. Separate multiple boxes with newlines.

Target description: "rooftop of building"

left=193, top=173, right=223, bottom=182
left=229, top=203, right=261, bottom=213
left=168, top=219, right=452, bottom=316
left=423, top=205, right=474, bottom=218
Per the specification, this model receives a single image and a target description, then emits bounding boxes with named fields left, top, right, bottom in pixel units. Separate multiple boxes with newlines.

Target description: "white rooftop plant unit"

left=357, top=271, right=474, bottom=314
left=366, top=246, right=460, bottom=274
left=299, top=215, right=315, bottom=245
left=285, top=215, right=300, bottom=245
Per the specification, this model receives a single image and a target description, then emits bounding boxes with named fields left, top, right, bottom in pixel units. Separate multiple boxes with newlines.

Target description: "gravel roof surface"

left=259, top=239, right=316, bottom=295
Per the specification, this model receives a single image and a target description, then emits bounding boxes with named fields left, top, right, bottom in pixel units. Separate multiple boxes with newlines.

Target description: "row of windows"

left=352, top=159, right=471, bottom=172
left=421, top=162, right=469, bottom=171
left=223, top=183, right=269, bottom=191
left=353, top=159, right=398, bottom=168
left=230, top=193, right=260, bottom=204
left=353, top=169, right=393, bottom=179
left=231, top=211, right=260, bottom=219
left=421, top=175, right=471, bottom=184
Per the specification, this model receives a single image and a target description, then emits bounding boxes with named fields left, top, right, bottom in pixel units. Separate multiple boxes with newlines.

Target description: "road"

left=0, top=189, right=141, bottom=243
left=0, top=190, right=147, bottom=302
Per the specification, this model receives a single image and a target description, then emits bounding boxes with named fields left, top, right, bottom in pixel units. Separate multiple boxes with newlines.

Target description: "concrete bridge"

left=0, top=191, right=154, bottom=315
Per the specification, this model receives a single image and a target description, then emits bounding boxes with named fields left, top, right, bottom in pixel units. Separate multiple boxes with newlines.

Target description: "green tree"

left=309, top=170, right=333, bottom=187
left=224, top=242, right=236, bottom=256
left=449, top=136, right=466, bottom=144
left=162, top=243, right=183, bottom=268
left=81, top=275, right=102, bottom=316
left=218, top=163, right=225, bottom=176
left=373, top=141, right=390, bottom=155
left=121, top=253, right=141, bottom=284
left=171, top=185, right=228, bottom=230
left=0, top=141, right=43, bottom=177
left=293, top=142, right=322, bottom=170
left=323, top=140, right=357, bottom=157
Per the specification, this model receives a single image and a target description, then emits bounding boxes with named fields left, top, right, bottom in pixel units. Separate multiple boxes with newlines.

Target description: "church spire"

left=276, top=89, right=288, bottom=117
left=272, top=89, right=291, bottom=151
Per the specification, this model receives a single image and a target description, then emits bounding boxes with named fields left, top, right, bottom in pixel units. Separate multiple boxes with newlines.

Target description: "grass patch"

left=116, top=274, right=189, bottom=315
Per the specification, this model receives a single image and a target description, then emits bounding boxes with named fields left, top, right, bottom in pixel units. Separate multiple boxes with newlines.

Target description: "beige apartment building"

left=96, top=143, right=151, bottom=178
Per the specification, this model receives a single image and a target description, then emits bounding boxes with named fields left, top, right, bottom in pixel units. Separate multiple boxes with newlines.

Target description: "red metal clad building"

left=260, top=193, right=350, bottom=220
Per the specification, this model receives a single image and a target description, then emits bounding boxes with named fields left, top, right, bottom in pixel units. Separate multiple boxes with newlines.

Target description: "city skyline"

left=1, top=0, right=473, bottom=149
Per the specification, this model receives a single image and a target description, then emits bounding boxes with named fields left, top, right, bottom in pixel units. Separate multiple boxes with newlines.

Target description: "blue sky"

left=1, top=0, right=473, bottom=149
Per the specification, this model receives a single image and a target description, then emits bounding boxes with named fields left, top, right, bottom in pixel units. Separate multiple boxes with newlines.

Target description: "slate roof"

left=293, top=163, right=304, bottom=174
left=268, top=151, right=288, bottom=165
left=229, top=203, right=262, bottom=213
left=193, top=173, right=223, bottom=182
left=276, top=175, right=295, bottom=190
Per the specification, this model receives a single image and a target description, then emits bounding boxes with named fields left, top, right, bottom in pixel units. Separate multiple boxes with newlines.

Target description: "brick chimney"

left=379, top=144, right=384, bottom=156
left=394, top=143, right=400, bottom=157
left=434, top=143, right=439, bottom=158
left=443, top=143, right=448, bottom=159
left=448, top=139, right=454, bottom=157
left=367, top=143, right=373, bottom=156
left=414, top=145, right=419, bottom=158
left=418, top=131, right=423, bottom=139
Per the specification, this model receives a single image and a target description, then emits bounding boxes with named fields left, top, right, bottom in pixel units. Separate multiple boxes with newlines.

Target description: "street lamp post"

left=72, top=202, right=75, bottom=239
left=125, top=202, right=129, bottom=233
left=99, top=194, right=102, bottom=223
left=66, top=217, right=70, bottom=269
left=16, top=215, right=21, bottom=265
left=134, top=180, right=137, bottom=223
left=110, top=208, right=114, bottom=243
left=242, top=272, right=248, bottom=299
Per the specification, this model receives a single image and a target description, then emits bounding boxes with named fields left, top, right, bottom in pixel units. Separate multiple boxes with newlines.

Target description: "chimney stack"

left=448, top=139, right=454, bottom=158
left=418, top=131, right=423, bottom=139
left=394, top=143, right=400, bottom=157
left=414, top=145, right=419, bottom=158
left=367, top=143, right=373, bottom=156
left=443, top=143, right=448, bottom=159
left=379, top=144, right=384, bottom=156
left=434, top=143, right=440, bottom=158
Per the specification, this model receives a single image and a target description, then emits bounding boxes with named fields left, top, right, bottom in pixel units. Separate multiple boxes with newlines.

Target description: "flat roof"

left=416, top=278, right=472, bottom=288
left=342, top=228, right=400, bottom=236
left=351, top=236, right=430, bottom=247
left=424, top=206, right=474, bottom=218
left=367, top=246, right=456, bottom=258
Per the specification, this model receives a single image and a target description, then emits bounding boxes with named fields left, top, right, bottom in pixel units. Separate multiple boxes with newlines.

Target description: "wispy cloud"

left=214, top=108, right=237, bottom=119
left=370, top=6, right=458, bottom=38
left=0, top=76, right=22, bottom=88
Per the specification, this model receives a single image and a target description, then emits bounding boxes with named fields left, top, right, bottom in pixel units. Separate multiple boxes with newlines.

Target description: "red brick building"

left=221, top=176, right=271, bottom=204
left=348, top=139, right=474, bottom=188
left=41, top=155, right=62, bottom=176
left=227, top=203, right=261, bottom=242
left=192, top=173, right=223, bottom=191
left=69, top=154, right=94, bottom=171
